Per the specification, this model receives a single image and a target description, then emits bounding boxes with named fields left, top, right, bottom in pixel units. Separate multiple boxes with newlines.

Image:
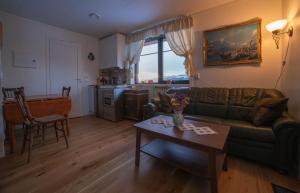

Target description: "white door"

left=49, top=39, right=81, bottom=117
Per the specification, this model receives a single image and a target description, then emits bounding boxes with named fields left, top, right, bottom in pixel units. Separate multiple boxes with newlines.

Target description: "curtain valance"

left=126, top=16, right=193, bottom=44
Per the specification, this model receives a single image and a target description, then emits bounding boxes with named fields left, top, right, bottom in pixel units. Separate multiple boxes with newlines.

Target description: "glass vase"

left=173, top=110, right=184, bottom=131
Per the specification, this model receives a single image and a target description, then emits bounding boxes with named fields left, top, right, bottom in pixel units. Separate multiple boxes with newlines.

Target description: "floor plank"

left=0, top=116, right=299, bottom=193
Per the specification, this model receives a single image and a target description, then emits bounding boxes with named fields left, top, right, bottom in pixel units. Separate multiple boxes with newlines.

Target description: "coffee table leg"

left=223, top=142, right=228, bottom=171
left=223, top=156, right=228, bottom=171
left=135, top=128, right=141, bottom=166
left=209, top=151, right=218, bottom=193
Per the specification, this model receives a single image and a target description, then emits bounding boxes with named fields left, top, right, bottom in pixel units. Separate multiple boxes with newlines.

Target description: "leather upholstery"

left=143, top=87, right=299, bottom=175
left=168, top=87, right=230, bottom=118
left=227, top=88, right=284, bottom=121
left=224, top=119, right=276, bottom=143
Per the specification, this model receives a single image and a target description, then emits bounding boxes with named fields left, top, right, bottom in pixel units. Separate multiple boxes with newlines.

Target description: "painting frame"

left=202, top=18, right=262, bottom=66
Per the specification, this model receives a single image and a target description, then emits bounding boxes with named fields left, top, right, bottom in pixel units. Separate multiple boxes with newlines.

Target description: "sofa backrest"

left=167, top=87, right=230, bottom=118
left=189, top=87, right=230, bottom=118
left=166, top=87, right=285, bottom=121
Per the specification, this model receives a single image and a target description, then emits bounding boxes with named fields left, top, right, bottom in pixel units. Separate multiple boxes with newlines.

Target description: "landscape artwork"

left=203, top=19, right=261, bottom=66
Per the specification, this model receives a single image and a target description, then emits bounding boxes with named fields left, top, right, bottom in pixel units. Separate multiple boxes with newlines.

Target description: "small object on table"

left=182, top=123, right=195, bottom=131
left=170, top=93, right=190, bottom=130
left=151, top=118, right=174, bottom=128
left=193, top=126, right=217, bottom=135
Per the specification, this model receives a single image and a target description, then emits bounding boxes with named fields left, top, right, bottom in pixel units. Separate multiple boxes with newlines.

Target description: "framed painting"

left=203, top=18, right=262, bottom=66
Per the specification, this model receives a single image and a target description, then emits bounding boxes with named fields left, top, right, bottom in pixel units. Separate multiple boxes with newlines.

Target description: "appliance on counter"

left=97, top=67, right=127, bottom=86
left=97, top=85, right=130, bottom=121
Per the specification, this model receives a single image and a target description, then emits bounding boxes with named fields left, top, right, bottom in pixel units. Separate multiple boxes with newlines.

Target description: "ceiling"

left=0, top=0, right=235, bottom=38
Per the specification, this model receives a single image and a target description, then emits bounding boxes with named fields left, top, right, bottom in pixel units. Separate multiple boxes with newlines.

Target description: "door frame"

left=0, top=21, right=5, bottom=157
left=47, top=38, right=82, bottom=117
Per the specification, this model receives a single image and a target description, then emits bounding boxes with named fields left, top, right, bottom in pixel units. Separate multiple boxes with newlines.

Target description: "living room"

left=0, top=0, right=299, bottom=193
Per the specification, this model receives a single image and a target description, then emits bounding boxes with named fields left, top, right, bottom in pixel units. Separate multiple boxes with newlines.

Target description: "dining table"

left=3, top=95, right=72, bottom=153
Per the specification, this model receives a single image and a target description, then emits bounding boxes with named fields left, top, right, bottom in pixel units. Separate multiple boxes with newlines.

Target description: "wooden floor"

left=0, top=116, right=299, bottom=193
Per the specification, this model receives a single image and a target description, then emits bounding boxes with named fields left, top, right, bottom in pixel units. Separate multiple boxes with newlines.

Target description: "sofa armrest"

left=272, top=113, right=299, bottom=173
left=273, top=114, right=299, bottom=135
left=143, top=103, right=158, bottom=120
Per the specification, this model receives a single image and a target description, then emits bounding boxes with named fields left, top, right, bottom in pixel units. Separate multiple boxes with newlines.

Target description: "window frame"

left=135, top=35, right=189, bottom=84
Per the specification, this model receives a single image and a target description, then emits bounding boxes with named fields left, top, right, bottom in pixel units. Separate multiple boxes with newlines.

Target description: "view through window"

left=137, top=36, right=189, bottom=84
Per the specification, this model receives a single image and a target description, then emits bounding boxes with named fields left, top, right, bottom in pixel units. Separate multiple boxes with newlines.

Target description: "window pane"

left=141, top=40, right=158, bottom=55
left=163, top=40, right=171, bottom=51
left=138, top=54, right=158, bottom=83
left=163, top=51, right=188, bottom=82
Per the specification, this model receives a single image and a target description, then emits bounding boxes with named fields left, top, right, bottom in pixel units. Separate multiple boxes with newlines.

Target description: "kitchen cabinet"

left=99, top=33, right=126, bottom=69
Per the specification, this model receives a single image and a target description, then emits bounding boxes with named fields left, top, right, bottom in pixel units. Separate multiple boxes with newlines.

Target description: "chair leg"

left=27, top=126, right=33, bottom=163
left=54, top=122, right=59, bottom=142
left=21, top=125, right=28, bottom=155
left=36, top=124, right=40, bottom=136
left=61, top=120, right=69, bottom=148
left=4, top=121, right=8, bottom=142
left=42, top=124, right=45, bottom=144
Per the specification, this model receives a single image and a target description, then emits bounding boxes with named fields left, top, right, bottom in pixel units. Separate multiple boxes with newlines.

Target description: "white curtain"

left=124, top=40, right=144, bottom=84
left=165, top=24, right=195, bottom=78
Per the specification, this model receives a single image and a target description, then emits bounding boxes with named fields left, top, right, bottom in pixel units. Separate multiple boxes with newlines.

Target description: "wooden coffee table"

left=134, top=115, right=230, bottom=193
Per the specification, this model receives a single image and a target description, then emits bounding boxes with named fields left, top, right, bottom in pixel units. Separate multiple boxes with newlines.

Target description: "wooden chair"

left=14, top=89, right=69, bottom=163
left=2, top=87, right=25, bottom=143
left=62, top=86, right=71, bottom=97
left=2, top=87, right=24, bottom=100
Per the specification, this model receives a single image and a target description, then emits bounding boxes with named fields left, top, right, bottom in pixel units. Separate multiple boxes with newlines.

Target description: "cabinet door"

left=116, top=34, right=125, bottom=69
left=99, top=36, right=117, bottom=69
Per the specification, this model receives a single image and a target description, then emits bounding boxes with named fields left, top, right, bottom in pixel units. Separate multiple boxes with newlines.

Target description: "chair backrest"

left=14, top=89, right=34, bottom=124
left=62, top=86, right=71, bottom=97
left=2, top=87, right=24, bottom=100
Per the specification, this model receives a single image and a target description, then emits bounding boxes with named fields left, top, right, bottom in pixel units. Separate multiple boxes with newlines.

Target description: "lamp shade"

left=266, top=19, right=288, bottom=32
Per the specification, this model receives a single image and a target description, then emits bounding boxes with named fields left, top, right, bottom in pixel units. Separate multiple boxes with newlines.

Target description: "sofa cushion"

left=184, top=114, right=224, bottom=124
left=227, top=88, right=261, bottom=121
left=190, top=87, right=229, bottom=118
left=224, top=119, right=276, bottom=143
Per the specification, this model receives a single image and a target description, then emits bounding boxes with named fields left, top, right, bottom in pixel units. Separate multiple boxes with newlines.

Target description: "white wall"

left=0, top=11, right=99, bottom=116
left=192, top=0, right=283, bottom=88
left=281, top=0, right=300, bottom=120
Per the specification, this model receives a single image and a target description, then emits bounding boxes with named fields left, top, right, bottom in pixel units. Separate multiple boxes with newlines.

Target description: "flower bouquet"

left=170, top=93, right=190, bottom=130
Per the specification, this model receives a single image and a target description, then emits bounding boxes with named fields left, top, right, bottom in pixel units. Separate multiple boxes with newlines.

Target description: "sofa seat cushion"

left=184, top=115, right=224, bottom=124
left=224, top=119, right=276, bottom=143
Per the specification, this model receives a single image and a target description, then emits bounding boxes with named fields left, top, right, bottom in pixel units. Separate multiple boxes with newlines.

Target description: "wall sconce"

left=266, top=19, right=294, bottom=88
left=266, top=19, right=293, bottom=49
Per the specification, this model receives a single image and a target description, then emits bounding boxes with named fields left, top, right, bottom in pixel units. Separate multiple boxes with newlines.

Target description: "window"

left=137, top=36, right=189, bottom=84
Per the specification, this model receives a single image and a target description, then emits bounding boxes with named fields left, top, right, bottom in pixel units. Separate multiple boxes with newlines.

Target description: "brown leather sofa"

left=144, top=87, right=299, bottom=175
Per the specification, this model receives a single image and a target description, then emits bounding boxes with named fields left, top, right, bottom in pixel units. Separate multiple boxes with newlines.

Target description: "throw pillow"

left=151, top=98, right=162, bottom=111
left=158, top=92, right=173, bottom=113
left=250, top=98, right=288, bottom=126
